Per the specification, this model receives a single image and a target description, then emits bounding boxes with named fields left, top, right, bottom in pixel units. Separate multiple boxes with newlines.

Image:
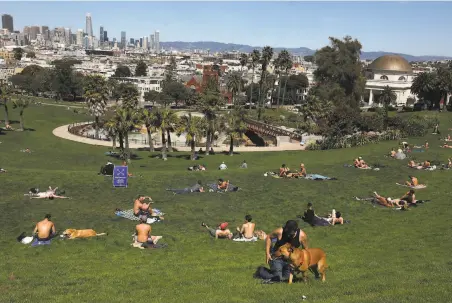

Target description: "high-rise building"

left=130, top=38, right=135, bottom=45
left=100, top=26, right=104, bottom=43
left=2, top=14, right=14, bottom=32
left=120, top=31, right=126, bottom=49
left=85, top=13, right=93, bottom=36
left=76, top=29, right=83, bottom=46
left=139, top=38, right=143, bottom=48
left=29, top=26, right=40, bottom=40
left=143, top=36, right=149, bottom=50
left=41, top=26, right=49, bottom=40
left=150, top=34, right=155, bottom=51
left=103, top=30, right=108, bottom=42
left=154, top=30, right=160, bottom=53
left=64, top=28, right=72, bottom=45
left=113, top=37, right=116, bottom=43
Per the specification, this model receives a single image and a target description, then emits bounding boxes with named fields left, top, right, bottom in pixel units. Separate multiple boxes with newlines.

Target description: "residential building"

left=113, top=76, right=164, bottom=104
left=2, top=14, right=14, bottom=32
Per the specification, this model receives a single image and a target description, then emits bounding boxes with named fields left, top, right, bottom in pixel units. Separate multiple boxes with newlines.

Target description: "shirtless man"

left=422, top=160, right=431, bottom=168
left=401, top=189, right=416, bottom=204
left=406, top=176, right=419, bottom=187
left=358, top=157, right=369, bottom=169
left=299, top=163, right=307, bottom=178
left=30, top=187, right=68, bottom=199
left=217, top=179, right=229, bottom=191
left=33, top=214, right=56, bottom=241
left=356, top=192, right=394, bottom=208
left=134, top=216, right=162, bottom=248
left=279, top=164, right=289, bottom=177
left=236, top=215, right=256, bottom=240
left=133, top=195, right=153, bottom=217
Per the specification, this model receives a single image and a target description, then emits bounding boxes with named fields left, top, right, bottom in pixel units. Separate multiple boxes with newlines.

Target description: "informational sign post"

left=113, top=166, right=128, bottom=188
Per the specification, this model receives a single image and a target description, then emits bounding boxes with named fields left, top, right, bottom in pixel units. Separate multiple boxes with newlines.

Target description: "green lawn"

left=1, top=104, right=451, bottom=303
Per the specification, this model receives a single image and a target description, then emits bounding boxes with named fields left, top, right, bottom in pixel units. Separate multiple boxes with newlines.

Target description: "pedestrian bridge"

left=244, top=118, right=302, bottom=142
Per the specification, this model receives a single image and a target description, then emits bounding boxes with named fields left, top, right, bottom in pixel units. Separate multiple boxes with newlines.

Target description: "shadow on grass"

left=136, top=147, right=179, bottom=152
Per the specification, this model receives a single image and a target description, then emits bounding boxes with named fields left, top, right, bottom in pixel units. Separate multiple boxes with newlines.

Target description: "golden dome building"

left=364, top=54, right=416, bottom=106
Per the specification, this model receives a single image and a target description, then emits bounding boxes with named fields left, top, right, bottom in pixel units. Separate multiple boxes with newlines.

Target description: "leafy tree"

left=244, top=83, right=259, bottom=104
left=285, top=74, right=309, bottom=104
left=13, top=48, right=24, bottom=61
left=135, top=60, right=148, bottom=77
left=303, top=55, right=314, bottom=63
left=239, top=53, right=248, bottom=73
left=176, top=113, right=207, bottom=160
left=52, top=62, right=84, bottom=100
left=103, top=118, right=119, bottom=150
left=410, top=72, right=441, bottom=108
left=143, top=90, right=161, bottom=105
left=162, top=81, right=189, bottom=107
left=185, top=89, right=200, bottom=107
left=26, top=51, right=36, bottom=59
left=113, top=65, right=131, bottom=78
left=140, top=109, right=158, bottom=152
left=115, top=83, right=139, bottom=109
left=225, top=107, right=248, bottom=155
left=21, top=65, right=43, bottom=76
left=83, top=75, right=109, bottom=138
left=12, top=95, right=31, bottom=131
left=107, top=78, right=119, bottom=98
left=313, top=36, right=366, bottom=109
left=0, top=84, right=12, bottom=125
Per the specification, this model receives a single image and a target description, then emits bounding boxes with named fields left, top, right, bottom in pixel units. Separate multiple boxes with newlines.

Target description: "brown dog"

left=274, top=243, right=328, bottom=284
left=62, top=229, right=107, bottom=239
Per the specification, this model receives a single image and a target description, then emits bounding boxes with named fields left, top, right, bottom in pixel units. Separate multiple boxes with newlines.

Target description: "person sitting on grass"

left=133, top=195, right=154, bottom=217
left=358, top=157, right=369, bottom=169
left=297, top=202, right=330, bottom=226
left=33, top=214, right=56, bottom=241
left=217, top=179, right=229, bottom=191
left=99, top=161, right=114, bottom=175
left=121, top=161, right=134, bottom=177
left=405, top=175, right=419, bottom=187
left=390, top=148, right=396, bottom=158
left=133, top=216, right=163, bottom=249
left=422, top=160, right=431, bottom=169
left=219, top=162, right=227, bottom=170
left=279, top=164, right=291, bottom=177
left=424, top=141, right=429, bottom=149
left=234, top=215, right=256, bottom=240
left=401, top=189, right=416, bottom=204
left=298, top=163, right=307, bottom=177
left=408, top=160, right=417, bottom=168
left=326, top=209, right=345, bottom=225
left=240, top=160, right=248, bottom=169
left=201, top=222, right=233, bottom=239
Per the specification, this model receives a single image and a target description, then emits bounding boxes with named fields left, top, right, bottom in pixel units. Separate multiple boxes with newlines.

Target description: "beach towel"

left=304, top=174, right=337, bottom=181
left=115, top=209, right=162, bottom=224
left=233, top=236, right=258, bottom=242
left=396, top=183, right=427, bottom=189
left=206, top=183, right=240, bottom=192
left=31, top=238, right=51, bottom=247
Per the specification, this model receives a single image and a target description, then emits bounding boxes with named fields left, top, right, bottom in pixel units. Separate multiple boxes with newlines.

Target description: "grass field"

left=1, top=104, right=452, bottom=303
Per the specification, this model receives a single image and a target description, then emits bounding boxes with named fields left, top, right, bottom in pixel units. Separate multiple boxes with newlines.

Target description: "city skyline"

left=2, top=1, right=452, bottom=56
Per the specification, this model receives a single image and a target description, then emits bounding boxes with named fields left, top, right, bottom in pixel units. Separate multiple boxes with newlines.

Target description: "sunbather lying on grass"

left=167, top=180, right=205, bottom=194
left=441, top=143, right=452, bottom=148
left=201, top=222, right=233, bottom=239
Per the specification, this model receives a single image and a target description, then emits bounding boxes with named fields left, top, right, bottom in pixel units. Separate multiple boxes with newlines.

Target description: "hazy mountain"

left=160, top=41, right=451, bottom=62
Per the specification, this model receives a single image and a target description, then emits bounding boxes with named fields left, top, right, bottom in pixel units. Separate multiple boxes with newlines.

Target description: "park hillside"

left=1, top=36, right=452, bottom=302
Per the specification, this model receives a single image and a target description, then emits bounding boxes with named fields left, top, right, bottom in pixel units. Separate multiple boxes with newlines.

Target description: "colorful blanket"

left=115, top=209, right=163, bottom=224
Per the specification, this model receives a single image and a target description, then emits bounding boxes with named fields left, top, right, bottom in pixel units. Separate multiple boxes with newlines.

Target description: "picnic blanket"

left=115, top=209, right=162, bottom=224
left=233, top=236, right=258, bottom=242
left=396, top=183, right=427, bottom=189
left=304, top=174, right=337, bottom=181
left=31, top=238, right=51, bottom=247
left=206, top=183, right=240, bottom=192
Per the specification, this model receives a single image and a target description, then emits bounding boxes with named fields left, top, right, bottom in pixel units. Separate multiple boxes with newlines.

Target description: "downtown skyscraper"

left=99, top=26, right=104, bottom=43
left=85, top=13, right=93, bottom=36
left=154, top=30, right=160, bottom=53
left=2, top=14, right=14, bottom=32
left=121, top=31, right=126, bottom=49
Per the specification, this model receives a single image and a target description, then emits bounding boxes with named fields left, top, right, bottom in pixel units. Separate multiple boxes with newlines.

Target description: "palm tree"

left=258, top=46, right=274, bottom=120
left=226, top=107, right=248, bottom=155
left=198, top=86, right=224, bottom=155
left=239, top=53, right=248, bottom=74
left=103, top=119, right=118, bottom=150
left=164, top=109, right=179, bottom=152
left=227, top=72, right=242, bottom=105
left=277, top=50, right=293, bottom=108
left=378, top=86, right=397, bottom=108
left=111, top=106, right=137, bottom=160
left=118, top=83, right=140, bottom=109
left=140, top=109, right=158, bottom=152
left=249, top=50, right=261, bottom=108
left=12, top=95, right=31, bottom=131
left=154, top=108, right=177, bottom=159
left=107, top=78, right=118, bottom=100
left=83, top=75, right=109, bottom=139
left=0, top=84, right=12, bottom=126
left=176, top=113, right=207, bottom=160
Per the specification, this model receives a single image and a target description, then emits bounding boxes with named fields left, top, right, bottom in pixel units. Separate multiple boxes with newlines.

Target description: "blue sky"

left=2, top=1, right=451, bottom=56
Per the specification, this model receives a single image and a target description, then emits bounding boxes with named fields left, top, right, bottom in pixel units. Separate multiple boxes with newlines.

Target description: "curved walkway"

left=52, top=123, right=307, bottom=152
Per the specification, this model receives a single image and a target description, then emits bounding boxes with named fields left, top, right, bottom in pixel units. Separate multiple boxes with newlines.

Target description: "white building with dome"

left=364, top=54, right=417, bottom=106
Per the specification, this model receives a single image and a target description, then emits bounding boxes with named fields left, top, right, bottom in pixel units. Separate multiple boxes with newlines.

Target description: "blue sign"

left=113, top=166, right=128, bottom=188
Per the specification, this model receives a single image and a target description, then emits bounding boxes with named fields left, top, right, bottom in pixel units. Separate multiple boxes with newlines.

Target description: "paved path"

left=39, top=102, right=85, bottom=109
left=52, top=123, right=307, bottom=152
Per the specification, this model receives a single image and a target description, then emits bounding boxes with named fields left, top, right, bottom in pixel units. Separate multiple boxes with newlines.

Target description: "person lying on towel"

left=297, top=203, right=330, bottom=226
left=441, top=143, right=452, bottom=149
left=167, top=180, right=205, bottom=194
left=233, top=215, right=256, bottom=241
left=133, top=216, right=162, bottom=248
left=201, top=222, right=233, bottom=239
left=33, top=214, right=56, bottom=242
